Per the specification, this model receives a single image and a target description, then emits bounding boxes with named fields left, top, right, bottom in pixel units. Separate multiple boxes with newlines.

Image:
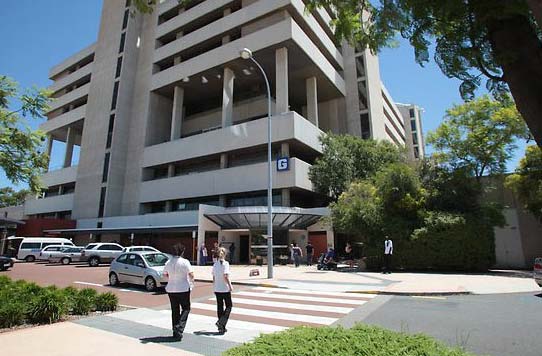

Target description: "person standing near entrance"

left=163, top=244, right=194, bottom=341
left=305, top=241, right=314, bottom=266
left=383, top=237, right=393, bottom=274
left=292, top=243, right=303, bottom=267
left=213, top=247, right=233, bottom=334
left=212, top=241, right=219, bottom=263
left=199, top=243, right=208, bottom=266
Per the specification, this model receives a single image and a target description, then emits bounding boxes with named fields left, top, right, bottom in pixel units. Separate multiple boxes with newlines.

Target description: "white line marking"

left=253, top=287, right=376, bottom=299
left=210, top=297, right=354, bottom=314
left=411, top=296, right=447, bottom=300
left=235, top=291, right=368, bottom=305
left=74, top=281, right=104, bottom=287
left=191, top=302, right=337, bottom=325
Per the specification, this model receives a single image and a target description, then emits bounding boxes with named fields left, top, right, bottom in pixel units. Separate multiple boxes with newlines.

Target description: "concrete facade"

left=20, top=0, right=420, bottom=261
left=397, top=103, right=425, bottom=160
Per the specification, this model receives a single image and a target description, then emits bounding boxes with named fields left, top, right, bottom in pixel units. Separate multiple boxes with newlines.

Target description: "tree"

left=426, top=95, right=528, bottom=181
left=309, top=134, right=404, bottom=201
left=0, top=76, right=51, bottom=193
left=505, top=145, right=542, bottom=221
left=303, top=0, right=542, bottom=148
left=0, top=187, right=30, bottom=208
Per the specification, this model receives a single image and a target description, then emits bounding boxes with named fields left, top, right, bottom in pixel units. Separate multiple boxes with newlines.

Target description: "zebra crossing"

left=110, top=286, right=377, bottom=343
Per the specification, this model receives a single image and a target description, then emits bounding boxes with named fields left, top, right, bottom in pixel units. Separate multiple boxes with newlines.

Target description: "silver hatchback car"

left=109, top=252, right=169, bottom=292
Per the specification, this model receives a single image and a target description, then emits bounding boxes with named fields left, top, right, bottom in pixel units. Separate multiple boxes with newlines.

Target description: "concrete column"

left=63, top=127, right=76, bottom=168
left=306, top=76, right=318, bottom=127
left=222, top=9, right=231, bottom=44
left=174, top=28, right=183, bottom=65
left=168, top=164, right=175, bottom=177
left=280, top=142, right=290, bottom=157
left=46, top=135, right=53, bottom=171
left=220, top=153, right=228, bottom=169
left=282, top=189, right=290, bottom=207
left=165, top=201, right=173, bottom=212
left=170, top=86, right=184, bottom=140
left=221, top=67, right=235, bottom=128
left=219, top=195, right=227, bottom=207
left=275, top=47, right=289, bottom=113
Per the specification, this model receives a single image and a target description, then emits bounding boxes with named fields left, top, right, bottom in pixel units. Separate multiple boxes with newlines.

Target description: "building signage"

left=277, top=157, right=290, bottom=172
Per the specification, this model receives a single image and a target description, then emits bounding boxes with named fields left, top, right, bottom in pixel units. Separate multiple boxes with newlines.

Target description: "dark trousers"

left=307, top=253, right=313, bottom=266
left=294, top=254, right=301, bottom=267
left=215, top=292, right=232, bottom=328
left=383, top=254, right=392, bottom=272
left=168, top=291, right=191, bottom=335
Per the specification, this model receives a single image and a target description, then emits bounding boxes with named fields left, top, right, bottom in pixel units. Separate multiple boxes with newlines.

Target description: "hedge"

left=224, top=324, right=474, bottom=356
left=0, top=276, right=119, bottom=329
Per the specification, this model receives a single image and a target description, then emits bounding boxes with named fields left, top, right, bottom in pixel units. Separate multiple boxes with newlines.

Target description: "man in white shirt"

left=163, top=244, right=194, bottom=340
left=384, top=237, right=393, bottom=274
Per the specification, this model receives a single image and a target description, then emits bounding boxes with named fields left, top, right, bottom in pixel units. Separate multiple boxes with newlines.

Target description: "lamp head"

left=240, top=48, right=253, bottom=59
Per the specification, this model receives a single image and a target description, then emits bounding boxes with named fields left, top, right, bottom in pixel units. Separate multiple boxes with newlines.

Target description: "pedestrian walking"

left=163, top=243, right=194, bottom=341
left=383, top=236, right=393, bottom=274
left=305, top=241, right=314, bottom=266
left=292, top=243, right=303, bottom=267
left=345, top=242, right=353, bottom=268
left=289, top=243, right=294, bottom=264
left=213, top=247, right=233, bottom=334
left=199, top=243, right=208, bottom=266
left=212, top=241, right=219, bottom=263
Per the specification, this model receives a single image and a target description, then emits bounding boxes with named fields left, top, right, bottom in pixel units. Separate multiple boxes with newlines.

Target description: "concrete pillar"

left=275, top=47, right=289, bottom=114
left=168, top=164, right=175, bottom=177
left=220, top=153, right=228, bottom=169
left=306, top=76, right=318, bottom=127
left=222, top=67, right=235, bottom=128
left=63, top=127, right=76, bottom=168
left=170, top=86, right=184, bottom=140
left=280, top=142, right=290, bottom=157
left=46, top=135, right=53, bottom=171
left=282, top=189, right=290, bottom=207
left=219, top=195, right=227, bottom=207
left=222, top=9, right=231, bottom=44
left=165, top=201, right=173, bottom=212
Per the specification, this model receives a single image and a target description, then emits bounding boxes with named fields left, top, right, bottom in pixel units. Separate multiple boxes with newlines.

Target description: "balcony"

left=41, top=166, right=78, bottom=187
left=49, top=43, right=96, bottom=79
left=49, top=62, right=93, bottom=94
left=139, top=157, right=313, bottom=203
left=25, top=194, right=74, bottom=215
left=40, top=104, right=86, bottom=133
left=143, top=111, right=322, bottom=168
left=47, top=83, right=90, bottom=114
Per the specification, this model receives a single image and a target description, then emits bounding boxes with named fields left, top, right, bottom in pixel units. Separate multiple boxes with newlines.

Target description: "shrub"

left=71, top=288, right=98, bottom=315
left=95, top=292, right=119, bottom=312
left=224, top=324, right=474, bottom=356
left=0, top=300, right=26, bottom=328
left=0, top=275, right=12, bottom=290
left=28, top=290, right=67, bottom=324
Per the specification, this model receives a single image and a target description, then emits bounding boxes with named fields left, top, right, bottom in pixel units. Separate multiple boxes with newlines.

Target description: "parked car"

left=124, top=246, right=161, bottom=253
left=81, top=243, right=124, bottom=267
left=38, top=245, right=70, bottom=261
left=48, top=246, right=85, bottom=265
left=0, top=256, right=14, bottom=271
left=17, top=237, right=74, bottom=262
left=534, top=257, right=542, bottom=287
left=109, top=252, right=169, bottom=292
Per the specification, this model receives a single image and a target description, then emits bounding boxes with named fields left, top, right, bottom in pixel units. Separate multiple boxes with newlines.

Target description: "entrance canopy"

left=44, top=224, right=197, bottom=235
left=203, top=206, right=328, bottom=230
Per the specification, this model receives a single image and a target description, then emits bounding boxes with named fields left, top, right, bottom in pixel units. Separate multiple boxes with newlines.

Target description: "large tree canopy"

left=0, top=76, right=50, bottom=193
left=304, top=0, right=542, bottom=147
left=0, top=187, right=30, bottom=208
left=426, top=95, right=528, bottom=180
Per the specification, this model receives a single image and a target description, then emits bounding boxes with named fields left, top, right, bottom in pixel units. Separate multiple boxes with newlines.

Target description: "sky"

left=0, top=0, right=527, bottom=191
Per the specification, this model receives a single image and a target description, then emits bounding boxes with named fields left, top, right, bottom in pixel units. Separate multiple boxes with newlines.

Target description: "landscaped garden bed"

left=0, top=275, right=119, bottom=332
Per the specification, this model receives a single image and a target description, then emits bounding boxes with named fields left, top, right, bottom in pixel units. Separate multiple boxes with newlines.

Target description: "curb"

left=345, top=290, right=473, bottom=296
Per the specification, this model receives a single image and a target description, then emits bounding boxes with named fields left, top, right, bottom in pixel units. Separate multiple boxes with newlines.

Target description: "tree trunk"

left=486, top=13, right=542, bottom=148
left=526, top=0, right=542, bottom=29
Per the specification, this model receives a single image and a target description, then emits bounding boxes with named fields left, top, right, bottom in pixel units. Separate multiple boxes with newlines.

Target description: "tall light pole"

left=240, top=48, right=273, bottom=279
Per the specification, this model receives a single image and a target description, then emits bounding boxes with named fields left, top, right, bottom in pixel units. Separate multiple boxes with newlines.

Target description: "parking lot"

left=2, top=261, right=215, bottom=308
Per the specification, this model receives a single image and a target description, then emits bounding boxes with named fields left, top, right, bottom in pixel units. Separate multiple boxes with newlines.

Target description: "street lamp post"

left=240, top=48, right=273, bottom=279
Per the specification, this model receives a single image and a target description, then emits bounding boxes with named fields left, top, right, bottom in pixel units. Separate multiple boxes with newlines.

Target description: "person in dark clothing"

left=292, top=243, right=303, bottom=267
left=306, top=242, right=314, bottom=266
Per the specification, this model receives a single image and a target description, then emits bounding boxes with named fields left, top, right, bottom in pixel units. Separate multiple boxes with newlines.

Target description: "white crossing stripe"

left=253, top=287, right=377, bottom=299
left=234, top=291, right=368, bottom=305
left=191, top=302, right=338, bottom=325
left=74, top=281, right=104, bottom=287
left=210, top=297, right=354, bottom=314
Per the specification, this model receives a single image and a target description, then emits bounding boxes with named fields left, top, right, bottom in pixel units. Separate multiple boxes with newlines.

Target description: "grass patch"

left=224, top=325, right=475, bottom=356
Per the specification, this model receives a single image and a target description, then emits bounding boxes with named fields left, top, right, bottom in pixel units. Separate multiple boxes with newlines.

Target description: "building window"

left=111, top=81, right=119, bottom=110
left=412, top=133, right=418, bottom=145
left=106, top=114, right=115, bottom=148
left=98, top=187, right=107, bottom=217
left=125, top=0, right=131, bottom=8
left=115, top=56, right=123, bottom=78
left=409, top=108, right=415, bottom=118
left=414, top=147, right=420, bottom=159
left=122, top=9, right=129, bottom=30
left=102, top=153, right=110, bottom=183
left=119, top=33, right=126, bottom=53
left=410, top=119, right=417, bottom=132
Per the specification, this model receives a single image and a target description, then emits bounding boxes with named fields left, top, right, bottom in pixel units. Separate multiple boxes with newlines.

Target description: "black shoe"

left=216, top=321, right=227, bottom=334
left=173, top=332, right=183, bottom=341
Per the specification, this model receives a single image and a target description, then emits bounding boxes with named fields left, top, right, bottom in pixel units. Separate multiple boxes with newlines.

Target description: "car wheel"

left=145, top=276, right=157, bottom=292
left=109, top=272, right=120, bottom=286
left=89, top=257, right=100, bottom=267
left=61, top=257, right=71, bottom=265
left=25, top=255, right=36, bottom=263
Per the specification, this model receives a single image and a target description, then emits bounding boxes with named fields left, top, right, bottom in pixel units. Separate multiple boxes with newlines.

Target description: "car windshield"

left=143, top=253, right=169, bottom=267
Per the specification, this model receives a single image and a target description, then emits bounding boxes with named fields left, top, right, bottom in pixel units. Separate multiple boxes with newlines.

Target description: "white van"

left=17, top=237, right=75, bottom=262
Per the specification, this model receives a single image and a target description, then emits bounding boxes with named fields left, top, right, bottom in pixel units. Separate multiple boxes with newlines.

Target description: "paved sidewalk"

left=0, top=321, right=203, bottom=356
left=192, top=265, right=541, bottom=295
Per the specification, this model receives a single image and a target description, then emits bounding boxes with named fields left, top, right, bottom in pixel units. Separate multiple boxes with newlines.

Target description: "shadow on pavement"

left=535, top=293, right=542, bottom=299
left=140, top=336, right=180, bottom=344
left=194, top=331, right=223, bottom=336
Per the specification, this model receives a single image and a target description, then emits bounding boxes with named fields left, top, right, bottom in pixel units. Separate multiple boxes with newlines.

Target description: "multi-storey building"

left=397, top=103, right=425, bottom=160
left=21, top=0, right=418, bottom=263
